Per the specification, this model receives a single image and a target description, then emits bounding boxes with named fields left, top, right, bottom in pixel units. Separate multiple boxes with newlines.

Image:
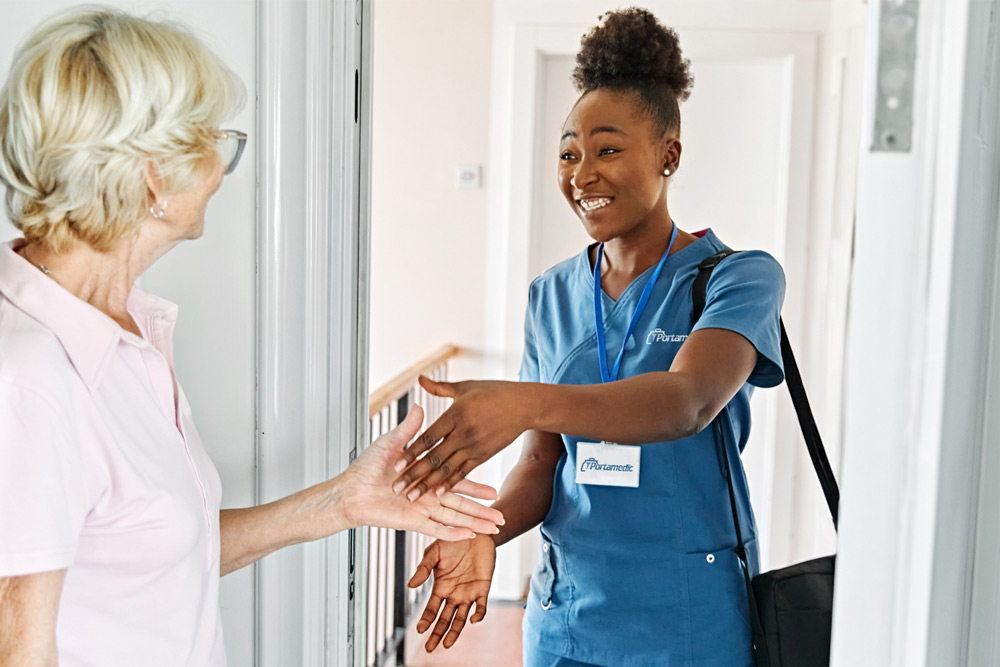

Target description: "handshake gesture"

left=348, top=403, right=506, bottom=541
left=386, top=375, right=542, bottom=652
left=391, top=376, right=529, bottom=501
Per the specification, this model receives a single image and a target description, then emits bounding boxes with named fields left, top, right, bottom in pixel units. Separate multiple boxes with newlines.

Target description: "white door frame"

left=484, top=0, right=836, bottom=596
left=255, top=0, right=368, bottom=665
left=832, top=0, right=1000, bottom=663
left=969, top=204, right=1000, bottom=665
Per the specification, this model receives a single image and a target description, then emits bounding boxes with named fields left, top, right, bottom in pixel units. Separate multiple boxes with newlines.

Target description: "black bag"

left=693, top=251, right=840, bottom=667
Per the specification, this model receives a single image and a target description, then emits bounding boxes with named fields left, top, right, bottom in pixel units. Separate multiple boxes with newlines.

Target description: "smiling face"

left=558, top=89, right=681, bottom=243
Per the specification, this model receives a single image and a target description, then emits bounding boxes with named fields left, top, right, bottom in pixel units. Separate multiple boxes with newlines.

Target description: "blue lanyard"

left=594, top=224, right=678, bottom=383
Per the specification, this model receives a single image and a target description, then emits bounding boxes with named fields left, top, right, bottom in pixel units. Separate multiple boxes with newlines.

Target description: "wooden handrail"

left=368, top=344, right=461, bottom=419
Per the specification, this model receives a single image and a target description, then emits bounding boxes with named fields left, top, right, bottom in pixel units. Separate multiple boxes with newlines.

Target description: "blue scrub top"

left=518, top=230, right=785, bottom=667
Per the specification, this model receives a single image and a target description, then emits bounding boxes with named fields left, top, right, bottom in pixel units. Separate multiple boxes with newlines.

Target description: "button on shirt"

left=0, top=241, right=226, bottom=666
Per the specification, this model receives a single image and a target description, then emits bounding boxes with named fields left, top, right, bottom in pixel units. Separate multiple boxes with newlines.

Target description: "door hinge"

left=872, top=0, right=919, bottom=152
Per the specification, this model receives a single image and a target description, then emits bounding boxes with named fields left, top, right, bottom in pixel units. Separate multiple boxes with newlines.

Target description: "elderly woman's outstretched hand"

left=391, top=376, right=529, bottom=502
left=340, top=405, right=504, bottom=541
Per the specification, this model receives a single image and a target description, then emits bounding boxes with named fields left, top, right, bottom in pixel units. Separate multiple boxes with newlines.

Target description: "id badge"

left=576, top=441, right=641, bottom=488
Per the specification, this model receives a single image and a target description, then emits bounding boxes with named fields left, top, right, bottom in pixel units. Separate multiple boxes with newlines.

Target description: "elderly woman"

left=0, top=8, right=502, bottom=665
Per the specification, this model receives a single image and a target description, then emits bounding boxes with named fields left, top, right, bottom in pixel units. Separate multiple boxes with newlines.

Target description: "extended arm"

left=393, top=328, right=757, bottom=499
left=0, top=569, right=65, bottom=666
left=220, top=405, right=504, bottom=576
left=220, top=486, right=348, bottom=577
left=532, top=328, right=756, bottom=442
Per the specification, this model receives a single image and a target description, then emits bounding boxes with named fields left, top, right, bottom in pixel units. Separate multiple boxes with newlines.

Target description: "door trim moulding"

left=255, top=1, right=367, bottom=665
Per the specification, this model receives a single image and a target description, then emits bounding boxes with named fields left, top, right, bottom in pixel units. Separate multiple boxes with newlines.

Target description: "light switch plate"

left=456, top=165, right=482, bottom=189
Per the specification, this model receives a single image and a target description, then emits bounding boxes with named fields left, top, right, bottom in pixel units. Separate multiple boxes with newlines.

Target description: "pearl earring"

left=150, top=201, right=168, bottom=219
left=664, top=168, right=671, bottom=176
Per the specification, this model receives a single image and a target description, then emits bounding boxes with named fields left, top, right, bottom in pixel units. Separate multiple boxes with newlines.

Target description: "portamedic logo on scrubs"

left=645, top=328, right=687, bottom=344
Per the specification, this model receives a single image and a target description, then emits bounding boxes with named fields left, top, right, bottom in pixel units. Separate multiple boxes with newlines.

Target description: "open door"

left=833, top=0, right=1000, bottom=663
left=255, top=1, right=370, bottom=666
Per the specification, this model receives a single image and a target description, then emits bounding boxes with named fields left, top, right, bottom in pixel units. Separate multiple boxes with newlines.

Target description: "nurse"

left=398, top=8, right=785, bottom=667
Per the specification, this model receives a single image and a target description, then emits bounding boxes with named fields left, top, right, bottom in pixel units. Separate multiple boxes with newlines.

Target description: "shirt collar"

left=579, top=227, right=724, bottom=280
left=0, top=240, right=179, bottom=392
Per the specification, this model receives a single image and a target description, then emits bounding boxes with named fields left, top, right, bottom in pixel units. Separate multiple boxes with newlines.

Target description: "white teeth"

left=579, top=197, right=611, bottom=211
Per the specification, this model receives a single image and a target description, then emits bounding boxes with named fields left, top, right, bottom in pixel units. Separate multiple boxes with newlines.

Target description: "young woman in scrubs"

left=397, top=9, right=785, bottom=666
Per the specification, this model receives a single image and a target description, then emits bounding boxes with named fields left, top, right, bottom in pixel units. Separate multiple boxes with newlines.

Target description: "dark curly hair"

left=572, top=8, right=693, bottom=135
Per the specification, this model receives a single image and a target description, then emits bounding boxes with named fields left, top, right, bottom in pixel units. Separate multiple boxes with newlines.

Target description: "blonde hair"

left=0, top=7, right=245, bottom=252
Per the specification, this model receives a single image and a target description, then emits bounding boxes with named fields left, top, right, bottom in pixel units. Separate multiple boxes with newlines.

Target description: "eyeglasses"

left=217, top=129, right=248, bottom=175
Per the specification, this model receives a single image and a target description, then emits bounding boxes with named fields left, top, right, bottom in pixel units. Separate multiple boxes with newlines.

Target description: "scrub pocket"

left=684, top=546, right=755, bottom=666
left=532, top=536, right=560, bottom=610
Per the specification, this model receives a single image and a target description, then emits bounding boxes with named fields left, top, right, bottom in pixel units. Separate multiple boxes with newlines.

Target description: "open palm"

left=341, top=405, right=503, bottom=540
left=408, top=536, right=497, bottom=651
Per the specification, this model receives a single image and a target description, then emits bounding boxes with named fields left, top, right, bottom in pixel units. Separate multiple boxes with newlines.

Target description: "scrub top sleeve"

left=0, top=382, right=91, bottom=576
left=518, top=278, right=542, bottom=383
left=692, top=251, right=786, bottom=388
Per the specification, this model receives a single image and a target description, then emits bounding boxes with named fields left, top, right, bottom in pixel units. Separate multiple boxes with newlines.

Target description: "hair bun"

left=573, top=7, right=693, bottom=102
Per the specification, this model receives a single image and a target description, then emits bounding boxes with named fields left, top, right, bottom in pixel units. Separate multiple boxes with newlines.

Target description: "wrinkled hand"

left=341, top=405, right=504, bottom=541
left=408, top=535, right=497, bottom=651
left=392, top=376, right=528, bottom=501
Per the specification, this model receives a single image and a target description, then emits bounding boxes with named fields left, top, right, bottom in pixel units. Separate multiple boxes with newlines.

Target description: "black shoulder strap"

left=692, top=251, right=840, bottom=527
left=691, top=250, right=737, bottom=325
left=779, top=319, right=840, bottom=526
left=695, top=251, right=838, bottom=664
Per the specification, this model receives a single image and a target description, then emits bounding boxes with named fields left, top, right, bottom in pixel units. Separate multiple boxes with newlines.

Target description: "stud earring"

left=663, top=168, right=671, bottom=176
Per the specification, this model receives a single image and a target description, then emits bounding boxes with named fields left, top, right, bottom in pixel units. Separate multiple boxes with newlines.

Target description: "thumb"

left=418, top=375, right=457, bottom=398
left=408, top=544, right=438, bottom=588
left=384, top=404, right=424, bottom=451
left=408, top=560, right=432, bottom=588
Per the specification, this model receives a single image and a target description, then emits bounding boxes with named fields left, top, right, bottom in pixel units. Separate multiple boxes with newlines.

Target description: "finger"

left=435, top=525, right=478, bottom=542
left=409, top=516, right=476, bottom=542
left=407, top=449, right=471, bottom=501
left=391, top=404, right=424, bottom=447
left=418, top=374, right=458, bottom=398
left=470, top=596, right=488, bottom=624
left=439, top=492, right=505, bottom=528
left=374, top=405, right=425, bottom=460
left=426, top=600, right=457, bottom=651
left=408, top=560, right=433, bottom=589
left=443, top=603, right=470, bottom=648
left=396, top=441, right=466, bottom=500
left=393, top=410, right=456, bottom=478
left=416, top=593, right=444, bottom=634
left=395, top=457, right=440, bottom=499
left=451, top=478, right=498, bottom=501
left=424, top=503, right=499, bottom=536
left=434, top=460, right=480, bottom=497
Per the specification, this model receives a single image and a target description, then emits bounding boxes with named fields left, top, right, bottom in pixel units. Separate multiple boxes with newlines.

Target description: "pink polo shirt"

left=0, top=240, right=226, bottom=666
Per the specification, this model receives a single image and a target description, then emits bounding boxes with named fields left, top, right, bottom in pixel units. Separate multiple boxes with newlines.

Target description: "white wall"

left=0, top=3, right=258, bottom=663
left=369, top=0, right=494, bottom=391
